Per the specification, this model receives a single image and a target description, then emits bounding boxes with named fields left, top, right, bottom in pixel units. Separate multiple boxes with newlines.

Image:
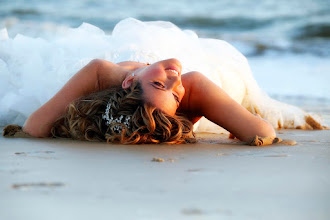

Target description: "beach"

left=1, top=0, right=330, bottom=219
left=1, top=111, right=329, bottom=220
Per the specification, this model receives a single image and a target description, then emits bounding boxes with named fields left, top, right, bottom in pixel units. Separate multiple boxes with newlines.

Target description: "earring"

left=132, top=72, right=135, bottom=76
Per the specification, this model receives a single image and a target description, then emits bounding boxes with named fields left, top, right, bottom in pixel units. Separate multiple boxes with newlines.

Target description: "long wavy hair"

left=51, top=81, right=196, bottom=144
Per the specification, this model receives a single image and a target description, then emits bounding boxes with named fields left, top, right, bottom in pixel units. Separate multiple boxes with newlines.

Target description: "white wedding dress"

left=0, top=18, right=322, bottom=132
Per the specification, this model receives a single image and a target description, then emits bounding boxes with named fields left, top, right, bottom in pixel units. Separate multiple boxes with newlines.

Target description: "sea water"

left=1, top=0, right=330, bottom=107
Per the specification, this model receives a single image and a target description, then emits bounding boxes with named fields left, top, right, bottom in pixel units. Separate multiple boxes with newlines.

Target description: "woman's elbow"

left=23, top=126, right=49, bottom=138
left=23, top=114, right=52, bottom=138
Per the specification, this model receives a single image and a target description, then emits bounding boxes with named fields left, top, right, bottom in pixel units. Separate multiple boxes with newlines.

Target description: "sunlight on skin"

left=133, top=59, right=185, bottom=116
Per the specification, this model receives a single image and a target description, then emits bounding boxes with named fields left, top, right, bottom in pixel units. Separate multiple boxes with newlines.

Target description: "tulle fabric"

left=0, top=18, right=250, bottom=132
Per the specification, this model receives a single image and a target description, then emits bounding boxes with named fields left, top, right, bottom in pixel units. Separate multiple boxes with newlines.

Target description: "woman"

left=23, top=58, right=278, bottom=144
left=1, top=18, right=324, bottom=144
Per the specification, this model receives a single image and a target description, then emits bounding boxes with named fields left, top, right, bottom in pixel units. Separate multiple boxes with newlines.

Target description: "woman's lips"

left=165, top=66, right=180, bottom=76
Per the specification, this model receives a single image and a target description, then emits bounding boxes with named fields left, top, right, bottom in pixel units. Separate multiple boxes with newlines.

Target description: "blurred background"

left=1, top=0, right=330, bottom=108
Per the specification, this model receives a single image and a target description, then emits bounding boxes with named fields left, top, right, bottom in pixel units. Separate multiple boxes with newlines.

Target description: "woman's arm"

left=179, top=72, right=276, bottom=143
left=23, top=59, right=123, bottom=137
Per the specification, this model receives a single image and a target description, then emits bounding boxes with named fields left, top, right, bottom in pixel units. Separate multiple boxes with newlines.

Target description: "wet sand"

left=1, top=119, right=330, bottom=219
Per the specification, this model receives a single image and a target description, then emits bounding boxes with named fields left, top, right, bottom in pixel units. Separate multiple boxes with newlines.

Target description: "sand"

left=1, top=117, right=330, bottom=219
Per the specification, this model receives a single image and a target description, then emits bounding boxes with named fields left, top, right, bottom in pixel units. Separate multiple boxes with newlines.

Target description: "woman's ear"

left=122, top=74, right=135, bottom=89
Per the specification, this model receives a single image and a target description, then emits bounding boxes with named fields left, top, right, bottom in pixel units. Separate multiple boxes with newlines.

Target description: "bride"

left=0, top=18, right=324, bottom=144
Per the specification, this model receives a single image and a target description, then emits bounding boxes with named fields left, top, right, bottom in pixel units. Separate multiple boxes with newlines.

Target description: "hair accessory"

left=102, top=99, right=131, bottom=133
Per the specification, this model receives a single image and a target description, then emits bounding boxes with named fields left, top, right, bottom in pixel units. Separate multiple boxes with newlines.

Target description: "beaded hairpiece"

left=102, top=99, right=131, bottom=133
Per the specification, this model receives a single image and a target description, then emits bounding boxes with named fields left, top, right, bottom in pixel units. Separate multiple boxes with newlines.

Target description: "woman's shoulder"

left=117, top=61, right=149, bottom=71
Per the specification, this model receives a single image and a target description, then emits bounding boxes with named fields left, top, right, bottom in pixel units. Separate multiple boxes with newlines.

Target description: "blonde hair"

left=51, top=81, right=196, bottom=144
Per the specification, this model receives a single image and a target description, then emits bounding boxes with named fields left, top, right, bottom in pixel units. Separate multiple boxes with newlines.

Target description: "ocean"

left=1, top=0, right=330, bottom=109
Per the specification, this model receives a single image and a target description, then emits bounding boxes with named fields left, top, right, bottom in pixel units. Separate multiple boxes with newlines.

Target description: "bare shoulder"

left=181, top=71, right=210, bottom=96
left=182, top=71, right=205, bottom=81
left=89, top=59, right=135, bottom=73
left=89, top=59, right=117, bottom=68
left=178, top=71, right=207, bottom=122
left=181, top=71, right=207, bottom=91
left=82, top=59, right=125, bottom=90
left=88, top=59, right=148, bottom=90
left=117, top=61, right=148, bottom=71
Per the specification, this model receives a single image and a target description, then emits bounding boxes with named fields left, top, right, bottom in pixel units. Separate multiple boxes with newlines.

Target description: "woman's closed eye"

left=152, top=81, right=180, bottom=104
left=153, top=81, right=165, bottom=88
left=173, top=93, right=180, bottom=103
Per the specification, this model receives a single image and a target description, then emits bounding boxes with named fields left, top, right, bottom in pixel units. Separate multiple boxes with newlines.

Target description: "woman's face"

left=135, top=58, right=185, bottom=116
